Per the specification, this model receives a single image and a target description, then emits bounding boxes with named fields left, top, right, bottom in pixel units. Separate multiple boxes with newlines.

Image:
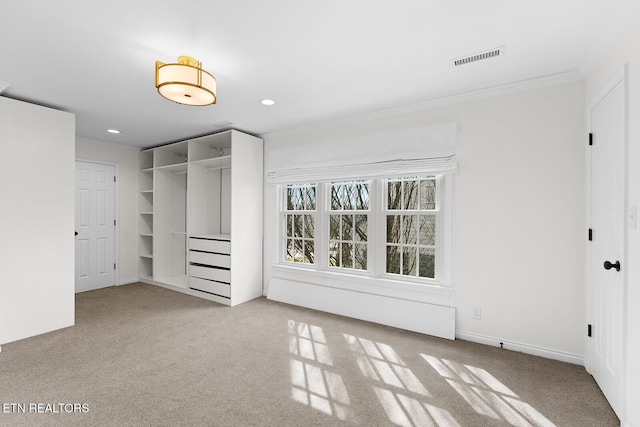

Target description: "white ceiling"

left=0, top=0, right=638, bottom=148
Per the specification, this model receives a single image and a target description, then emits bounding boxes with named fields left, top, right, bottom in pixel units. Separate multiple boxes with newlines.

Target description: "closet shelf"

left=139, top=129, right=262, bottom=306
left=156, top=162, right=188, bottom=173
left=191, top=155, right=231, bottom=170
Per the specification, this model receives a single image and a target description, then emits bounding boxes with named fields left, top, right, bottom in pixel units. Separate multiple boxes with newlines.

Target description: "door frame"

left=75, top=158, right=120, bottom=287
left=585, top=65, right=628, bottom=421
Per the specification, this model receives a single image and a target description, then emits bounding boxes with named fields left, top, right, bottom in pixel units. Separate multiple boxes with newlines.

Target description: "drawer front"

left=190, top=265, right=230, bottom=283
left=189, top=251, right=231, bottom=268
left=189, top=238, right=230, bottom=254
left=190, top=277, right=230, bottom=297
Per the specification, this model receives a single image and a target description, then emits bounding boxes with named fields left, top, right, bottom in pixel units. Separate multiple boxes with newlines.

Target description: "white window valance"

left=266, top=122, right=457, bottom=184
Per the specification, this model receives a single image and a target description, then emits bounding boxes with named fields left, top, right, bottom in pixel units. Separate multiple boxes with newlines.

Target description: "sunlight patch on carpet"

left=288, top=320, right=352, bottom=421
left=422, top=354, right=556, bottom=427
left=344, top=334, right=460, bottom=426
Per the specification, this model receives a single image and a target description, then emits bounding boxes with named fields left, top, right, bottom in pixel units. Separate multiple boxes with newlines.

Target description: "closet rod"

left=173, top=171, right=188, bottom=175
left=207, top=166, right=231, bottom=171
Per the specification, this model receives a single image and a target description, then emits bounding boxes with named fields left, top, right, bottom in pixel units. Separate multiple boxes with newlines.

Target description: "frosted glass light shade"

left=155, top=56, right=216, bottom=106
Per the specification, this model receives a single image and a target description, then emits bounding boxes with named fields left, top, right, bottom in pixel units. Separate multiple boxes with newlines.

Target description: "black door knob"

left=604, top=260, right=621, bottom=272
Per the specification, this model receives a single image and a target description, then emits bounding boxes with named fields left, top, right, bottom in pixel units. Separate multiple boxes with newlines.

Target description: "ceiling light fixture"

left=107, top=129, right=121, bottom=134
left=261, top=99, right=275, bottom=106
left=155, top=56, right=216, bottom=106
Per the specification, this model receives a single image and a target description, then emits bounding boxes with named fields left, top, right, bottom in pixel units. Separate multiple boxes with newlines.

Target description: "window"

left=329, top=181, right=369, bottom=270
left=283, top=184, right=316, bottom=264
left=385, top=177, right=437, bottom=279
left=279, top=176, right=450, bottom=288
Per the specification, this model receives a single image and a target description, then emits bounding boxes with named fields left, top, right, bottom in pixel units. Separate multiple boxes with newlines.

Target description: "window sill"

left=270, top=264, right=453, bottom=300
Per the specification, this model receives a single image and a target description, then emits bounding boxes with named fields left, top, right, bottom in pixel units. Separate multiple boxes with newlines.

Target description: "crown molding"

left=261, top=70, right=584, bottom=141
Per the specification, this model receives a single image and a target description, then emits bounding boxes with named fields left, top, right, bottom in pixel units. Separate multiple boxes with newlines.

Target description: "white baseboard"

left=268, top=278, right=455, bottom=340
left=119, top=278, right=139, bottom=286
left=456, top=330, right=584, bottom=366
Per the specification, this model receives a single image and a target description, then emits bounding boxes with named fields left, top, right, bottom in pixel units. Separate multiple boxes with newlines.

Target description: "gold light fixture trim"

left=155, top=56, right=217, bottom=106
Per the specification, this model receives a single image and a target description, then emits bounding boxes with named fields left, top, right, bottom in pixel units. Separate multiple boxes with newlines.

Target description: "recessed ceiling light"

left=261, top=99, right=275, bottom=106
left=107, top=129, right=121, bottom=134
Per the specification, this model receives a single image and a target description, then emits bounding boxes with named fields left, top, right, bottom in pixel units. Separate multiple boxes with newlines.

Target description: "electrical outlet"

left=472, top=306, right=482, bottom=320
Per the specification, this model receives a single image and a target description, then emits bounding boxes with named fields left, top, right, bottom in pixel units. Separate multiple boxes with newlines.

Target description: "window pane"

left=292, top=187, right=304, bottom=210
left=342, top=243, right=353, bottom=269
left=419, top=248, right=435, bottom=278
left=329, top=215, right=340, bottom=240
left=343, top=184, right=354, bottom=210
left=304, top=240, right=315, bottom=263
left=420, top=179, right=436, bottom=210
left=403, top=180, right=418, bottom=210
left=293, top=215, right=303, bottom=238
left=329, top=241, right=340, bottom=267
left=387, top=215, right=401, bottom=244
left=286, top=214, right=293, bottom=238
left=386, top=246, right=400, bottom=274
left=403, top=247, right=417, bottom=276
left=342, top=215, right=353, bottom=241
left=388, top=180, right=402, bottom=210
left=355, top=215, right=367, bottom=242
left=354, top=243, right=367, bottom=270
left=403, top=215, right=418, bottom=245
left=304, top=214, right=314, bottom=238
left=331, top=184, right=342, bottom=210
left=304, top=186, right=316, bottom=210
left=419, top=215, right=436, bottom=246
left=285, top=239, right=293, bottom=262
left=286, top=187, right=295, bottom=210
left=355, top=183, right=369, bottom=210
left=293, top=239, right=304, bottom=262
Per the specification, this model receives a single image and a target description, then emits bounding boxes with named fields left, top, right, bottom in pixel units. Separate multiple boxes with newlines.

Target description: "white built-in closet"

left=138, top=129, right=263, bottom=306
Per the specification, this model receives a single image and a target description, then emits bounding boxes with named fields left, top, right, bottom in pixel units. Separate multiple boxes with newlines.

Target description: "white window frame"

left=327, top=180, right=370, bottom=272
left=274, top=175, right=453, bottom=295
left=281, top=183, right=317, bottom=266
left=379, top=176, right=440, bottom=283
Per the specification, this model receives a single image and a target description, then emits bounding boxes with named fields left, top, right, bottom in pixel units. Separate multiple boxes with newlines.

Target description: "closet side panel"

left=230, top=133, right=264, bottom=305
left=0, top=97, right=75, bottom=345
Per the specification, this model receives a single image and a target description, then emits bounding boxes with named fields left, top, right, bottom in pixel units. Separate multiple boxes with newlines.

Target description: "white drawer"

left=190, top=265, right=230, bottom=283
left=189, top=238, right=230, bottom=254
left=190, top=277, right=230, bottom=297
left=189, top=251, right=231, bottom=268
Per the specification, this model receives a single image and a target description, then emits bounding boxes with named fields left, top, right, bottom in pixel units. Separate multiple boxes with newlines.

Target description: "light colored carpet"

left=0, top=283, right=618, bottom=426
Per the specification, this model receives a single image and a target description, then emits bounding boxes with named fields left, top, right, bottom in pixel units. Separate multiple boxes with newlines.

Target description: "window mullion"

left=316, top=183, right=327, bottom=270
left=372, top=179, right=383, bottom=278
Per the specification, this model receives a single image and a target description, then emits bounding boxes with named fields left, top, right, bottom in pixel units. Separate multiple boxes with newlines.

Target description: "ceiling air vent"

left=453, top=47, right=504, bottom=66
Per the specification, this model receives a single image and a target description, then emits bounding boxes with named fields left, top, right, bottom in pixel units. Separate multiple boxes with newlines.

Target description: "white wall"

left=0, top=97, right=75, bottom=345
left=264, top=80, right=586, bottom=359
left=584, top=4, right=640, bottom=426
left=76, top=137, right=139, bottom=285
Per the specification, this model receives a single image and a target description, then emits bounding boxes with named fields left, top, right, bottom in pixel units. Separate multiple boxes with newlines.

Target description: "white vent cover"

left=453, top=47, right=504, bottom=66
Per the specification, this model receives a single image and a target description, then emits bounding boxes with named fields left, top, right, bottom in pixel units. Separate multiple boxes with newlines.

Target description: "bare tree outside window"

left=284, top=184, right=316, bottom=264
left=281, top=176, right=442, bottom=284
left=329, top=181, right=369, bottom=270
left=386, top=178, right=436, bottom=279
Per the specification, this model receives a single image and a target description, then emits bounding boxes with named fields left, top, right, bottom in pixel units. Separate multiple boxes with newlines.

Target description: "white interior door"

left=588, top=76, right=626, bottom=418
left=75, top=161, right=116, bottom=292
